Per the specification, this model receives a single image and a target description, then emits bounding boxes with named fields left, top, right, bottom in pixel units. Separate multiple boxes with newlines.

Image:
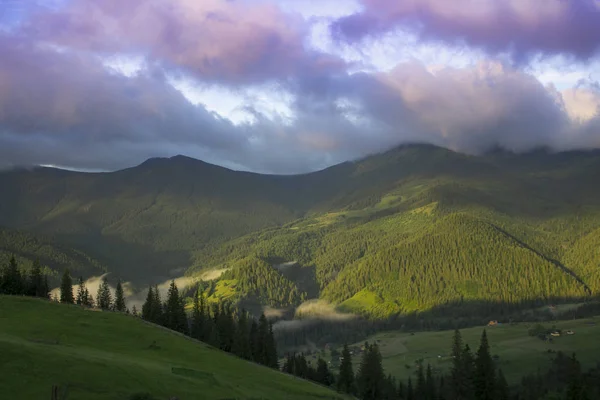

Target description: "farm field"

left=308, top=317, right=600, bottom=385
left=0, top=296, right=347, bottom=400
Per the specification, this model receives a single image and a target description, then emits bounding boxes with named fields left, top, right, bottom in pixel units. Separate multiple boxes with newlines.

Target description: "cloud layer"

left=334, top=0, right=600, bottom=62
left=0, top=0, right=599, bottom=173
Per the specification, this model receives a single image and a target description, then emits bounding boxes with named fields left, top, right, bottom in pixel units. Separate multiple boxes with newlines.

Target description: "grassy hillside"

left=2, top=145, right=600, bottom=320
left=0, top=295, right=347, bottom=400
left=309, top=316, right=600, bottom=385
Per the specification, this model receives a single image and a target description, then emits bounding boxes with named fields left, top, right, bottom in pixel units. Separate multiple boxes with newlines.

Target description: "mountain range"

left=1, top=144, right=600, bottom=319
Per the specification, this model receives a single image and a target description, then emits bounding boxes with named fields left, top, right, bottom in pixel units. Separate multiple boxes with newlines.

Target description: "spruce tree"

left=425, top=364, right=436, bottom=400
left=316, top=358, right=334, bottom=386
left=416, top=364, right=426, bottom=400
left=232, top=309, right=252, bottom=360
left=164, top=280, right=186, bottom=333
left=249, top=318, right=259, bottom=362
left=338, top=343, right=355, bottom=394
left=450, top=329, right=466, bottom=400
left=461, top=344, right=476, bottom=400
left=151, top=285, right=163, bottom=325
left=1, top=256, right=23, bottom=295
left=474, top=329, right=495, bottom=400
left=59, top=269, right=74, bottom=304
left=142, top=286, right=155, bottom=321
left=131, top=305, right=138, bottom=316
left=495, top=369, right=509, bottom=400
left=96, top=276, right=112, bottom=310
left=28, top=258, right=43, bottom=297
left=357, top=343, right=385, bottom=400
left=84, top=289, right=94, bottom=308
left=256, top=313, right=269, bottom=365
left=265, top=321, right=278, bottom=369
left=406, top=377, right=414, bottom=400
left=76, top=277, right=86, bottom=305
left=114, top=281, right=126, bottom=312
left=190, top=286, right=204, bottom=341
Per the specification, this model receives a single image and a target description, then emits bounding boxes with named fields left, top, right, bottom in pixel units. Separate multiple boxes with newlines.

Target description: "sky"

left=0, top=0, right=599, bottom=174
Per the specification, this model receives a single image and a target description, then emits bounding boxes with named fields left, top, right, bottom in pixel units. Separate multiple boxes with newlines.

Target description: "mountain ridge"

left=1, top=143, right=600, bottom=319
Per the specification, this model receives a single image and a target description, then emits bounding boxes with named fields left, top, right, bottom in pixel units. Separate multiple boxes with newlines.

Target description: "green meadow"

left=0, top=296, right=347, bottom=400
left=329, top=318, right=600, bottom=384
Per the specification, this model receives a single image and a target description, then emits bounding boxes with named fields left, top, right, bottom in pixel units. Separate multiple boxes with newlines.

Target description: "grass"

left=313, top=318, right=600, bottom=385
left=0, top=296, right=348, bottom=400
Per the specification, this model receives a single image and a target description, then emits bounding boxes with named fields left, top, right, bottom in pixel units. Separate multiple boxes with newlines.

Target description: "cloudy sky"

left=0, top=0, right=599, bottom=173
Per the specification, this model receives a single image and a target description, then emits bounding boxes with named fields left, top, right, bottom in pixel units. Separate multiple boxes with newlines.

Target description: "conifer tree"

left=406, top=377, right=414, bottom=400
left=316, top=357, right=334, bottom=386
left=249, top=318, right=259, bottom=362
left=1, top=256, right=23, bottom=295
left=96, top=276, right=112, bottom=310
left=190, top=286, right=204, bottom=341
left=474, top=329, right=495, bottom=400
left=131, top=305, right=138, bottom=316
left=164, top=280, right=187, bottom=333
left=357, top=342, right=385, bottom=400
left=397, top=381, right=405, bottom=400
left=266, top=322, right=278, bottom=369
left=28, top=258, right=44, bottom=297
left=425, top=364, right=436, bottom=400
left=41, top=274, right=50, bottom=299
left=59, top=269, right=74, bottom=304
left=450, top=329, right=466, bottom=400
left=565, top=354, right=584, bottom=400
left=495, top=369, right=509, bottom=400
left=461, top=344, right=476, bottom=400
left=84, top=289, right=93, bottom=308
left=216, top=302, right=235, bottom=352
left=114, top=280, right=126, bottom=312
left=152, top=285, right=163, bottom=325
left=142, top=286, right=155, bottom=321
left=416, top=364, right=426, bottom=400
left=232, top=309, right=252, bottom=360
left=256, top=313, right=269, bottom=365
left=76, top=277, right=86, bottom=305
left=338, top=343, right=355, bottom=394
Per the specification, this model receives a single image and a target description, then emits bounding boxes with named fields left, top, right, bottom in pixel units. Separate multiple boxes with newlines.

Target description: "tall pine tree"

left=164, top=280, right=187, bottom=333
left=114, top=280, right=126, bottom=312
left=28, top=258, right=44, bottom=297
left=190, top=285, right=205, bottom=341
left=59, top=269, right=74, bottom=304
left=96, top=276, right=112, bottom=310
left=357, top=342, right=385, bottom=400
left=474, top=329, right=495, bottom=400
left=337, top=343, right=355, bottom=394
left=232, top=309, right=252, bottom=360
left=76, top=277, right=87, bottom=305
left=1, top=256, right=22, bottom=295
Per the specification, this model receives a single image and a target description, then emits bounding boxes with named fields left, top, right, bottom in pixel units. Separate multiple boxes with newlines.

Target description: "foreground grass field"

left=0, top=296, right=346, bottom=400
left=340, top=318, right=600, bottom=384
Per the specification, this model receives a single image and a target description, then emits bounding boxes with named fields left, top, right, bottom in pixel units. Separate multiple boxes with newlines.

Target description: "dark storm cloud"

left=333, top=0, right=600, bottom=62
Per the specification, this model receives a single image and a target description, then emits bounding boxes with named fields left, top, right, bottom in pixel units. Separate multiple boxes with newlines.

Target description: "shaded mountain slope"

left=1, top=144, right=600, bottom=318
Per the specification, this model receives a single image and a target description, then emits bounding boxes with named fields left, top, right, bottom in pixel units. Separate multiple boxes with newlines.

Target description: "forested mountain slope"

left=1, top=144, right=599, bottom=317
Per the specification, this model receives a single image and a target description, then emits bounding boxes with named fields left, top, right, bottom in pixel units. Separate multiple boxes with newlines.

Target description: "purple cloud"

left=333, top=0, right=600, bottom=62
left=23, top=0, right=345, bottom=84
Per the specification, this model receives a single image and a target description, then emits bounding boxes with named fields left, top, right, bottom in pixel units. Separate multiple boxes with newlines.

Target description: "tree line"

left=0, top=256, right=49, bottom=297
left=332, top=328, right=600, bottom=400
left=140, top=282, right=279, bottom=369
